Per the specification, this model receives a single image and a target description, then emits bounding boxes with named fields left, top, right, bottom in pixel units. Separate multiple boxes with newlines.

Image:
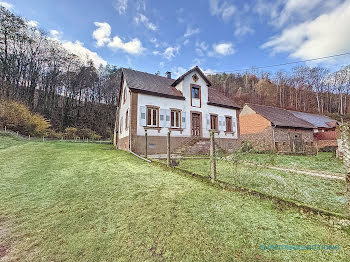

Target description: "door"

left=191, top=113, right=201, bottom=136
left=290, top=133, right=303, bottom=152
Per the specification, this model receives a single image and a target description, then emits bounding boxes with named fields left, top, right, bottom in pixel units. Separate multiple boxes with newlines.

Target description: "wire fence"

left=156, top=131, right=348, bottom=217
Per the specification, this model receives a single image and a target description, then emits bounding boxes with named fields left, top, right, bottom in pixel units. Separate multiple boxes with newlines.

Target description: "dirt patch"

left=0, top=222, right=10, bottom=259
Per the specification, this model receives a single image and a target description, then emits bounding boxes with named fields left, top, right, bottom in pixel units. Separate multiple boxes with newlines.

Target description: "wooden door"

left=191, top=113, right=201, bottom=136
left=290, top=133, right=303, bottom=152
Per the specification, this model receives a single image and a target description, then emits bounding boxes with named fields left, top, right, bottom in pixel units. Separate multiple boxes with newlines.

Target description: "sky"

left=2, top=0, right=350, bottom=77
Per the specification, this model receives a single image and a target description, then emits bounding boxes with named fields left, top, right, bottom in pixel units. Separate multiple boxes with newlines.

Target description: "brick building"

left=239, top=104, right=316, bottom=154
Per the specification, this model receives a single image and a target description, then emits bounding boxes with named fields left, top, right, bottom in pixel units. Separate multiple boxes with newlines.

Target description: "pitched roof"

left=288, top=110, right=338, bottom=128
left=171, top=66, right=212, bottom=87
left=246, top=104, right=315, bottom=129
left=122, top=68, right=184, bottom=100
left=121, top=67, right=241, bottom=109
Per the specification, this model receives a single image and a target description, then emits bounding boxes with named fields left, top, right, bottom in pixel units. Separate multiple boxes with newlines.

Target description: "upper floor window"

left=192, top=86, right=200, bottom=99
left=125, top=110, right=128, bottom=130
left=171, top=110, right=181, bottom=128
left=147, top=106, right=158, bottom=127
left=123, top=88, right=127, bottom=103
left=225, top=116, right=232, bottom=132
left=210, top=115, right=218, bottom=131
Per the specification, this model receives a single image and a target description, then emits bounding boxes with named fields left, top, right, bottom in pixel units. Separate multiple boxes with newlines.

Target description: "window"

left=125, top=110, right=128, bottom=130
left=147, top=107, right=158, bottom=127
left=123, top=88, right=126, bottom=103
left=171, top=110, right=181, bottom=128
left=225, top=116, right=232, bottom=132
left=192, top=86, right=200, bottom=98
left=210, top=115, right=218, bottom=131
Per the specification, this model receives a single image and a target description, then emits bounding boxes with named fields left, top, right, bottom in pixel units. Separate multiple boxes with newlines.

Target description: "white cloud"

left=209, top=0, right=236, bottom=21
left=134, top=13, right=157, bottom=31
left=183, top=39, right=190, bottom=45
left=234, top=21, right=254, bottom=37
left=27, top=20, right=39, bottom=28
left=136, top=0, right=146, bottom=11
left=159, top=61, right=164, bottom=67
left=49, top=30, right=62, bottom=40
left=92, top=22, right=111, bottom=47
left=196, top=48, right=204, bottom=57
left=62, top=40, right=107, bottom=67
left=108, top=36, right=145, bottom=55
left=162, top=46, right=180, bottom=60
left=114, top=0, right=127, bottom=15
left=261, top=0, right=350, bottom=62
left=195, top=41, right=209, bottom=57
left=172, top=66, right=187, bottom=78
left=0, top=1, right=13, bottom=10
left=184, top=26, right=200, bottom=37
left=212, top=42, right=235, bottom=56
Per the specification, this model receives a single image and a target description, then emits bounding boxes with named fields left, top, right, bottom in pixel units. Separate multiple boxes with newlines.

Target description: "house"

left=288, top=111, right=339, bottom=149
left=239, top=104, right=316, bottom=154
left=116, top=66, right=241, bottom=155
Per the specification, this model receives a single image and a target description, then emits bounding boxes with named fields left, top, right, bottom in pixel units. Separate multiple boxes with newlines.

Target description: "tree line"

left=0, top=7, right=121, bottom=138
left=208, top=65, right=350, bottom=119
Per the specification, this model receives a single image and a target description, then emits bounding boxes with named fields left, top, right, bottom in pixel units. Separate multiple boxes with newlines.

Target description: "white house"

left=116, top=66, right=241, bottom=155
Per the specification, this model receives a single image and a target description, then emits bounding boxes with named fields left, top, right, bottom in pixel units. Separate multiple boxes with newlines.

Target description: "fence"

left=1, top=127, right=112, bottom=145
left=154, top=130, right=348, bottom=217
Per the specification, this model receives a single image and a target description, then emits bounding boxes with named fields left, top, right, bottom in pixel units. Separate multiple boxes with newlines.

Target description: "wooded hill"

left=1, top=7, right=349, bottom=139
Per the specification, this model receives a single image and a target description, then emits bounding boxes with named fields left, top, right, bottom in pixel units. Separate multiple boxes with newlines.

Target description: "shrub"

left=65, top=127, right=78, bottom=139
left=0, top=99, right=51, bottom=136
left=240, top=140, right=254, bottom=152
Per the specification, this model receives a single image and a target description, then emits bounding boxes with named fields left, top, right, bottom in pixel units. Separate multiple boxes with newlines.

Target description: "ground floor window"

left=225, top=116, right=232, bottom=132
left=210, top=115, right=218, bottom=131
left=147, top=107, right=158, bottom=127
left=171, top=110, right=181, bottom=128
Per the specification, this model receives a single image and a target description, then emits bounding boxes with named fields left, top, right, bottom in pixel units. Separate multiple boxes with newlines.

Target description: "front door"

left=191, top=113, right=201, bottom=136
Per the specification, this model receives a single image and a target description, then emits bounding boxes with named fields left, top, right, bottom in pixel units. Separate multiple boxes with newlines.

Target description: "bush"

left=240, top=140, right=254, bottom=152
left=64, top=127, right=78, bottom=139
left=0, top=99, right=51, bottom=137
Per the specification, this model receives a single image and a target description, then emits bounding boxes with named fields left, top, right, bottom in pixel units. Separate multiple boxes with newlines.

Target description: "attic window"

left=192, top=74, right=199, bottom=82
left=192, top=86, right=200, bottom=99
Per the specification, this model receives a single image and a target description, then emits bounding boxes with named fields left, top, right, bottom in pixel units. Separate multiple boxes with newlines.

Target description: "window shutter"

left=140, top=106, right=146, bottom=126
left=159, top=109, right=166, bottom=127
left=120, top=116, right=123, bottom=132
left=165, top=109, right=171, bottom=128
left=181, top=111, right=186, bottom=129
left=207, top=114, right=211, bottom=130
left=220, top=116, right=226, bottom=131
left=232, top=118, right=237, bottom=133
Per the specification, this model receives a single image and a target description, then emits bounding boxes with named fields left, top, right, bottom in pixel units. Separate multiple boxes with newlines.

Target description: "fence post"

left=28, top=135, right=30, bottom=140
left=42, top=136, right=45, bottom=142
left=210, top=131, right=216, bottom=183
left=4, top=126, right=6, bottom=132
left=145, top=130, right=148, bottom=158
left=167, top=130, right=171, bottom=167
left=16, top=131, right=19, bottom=136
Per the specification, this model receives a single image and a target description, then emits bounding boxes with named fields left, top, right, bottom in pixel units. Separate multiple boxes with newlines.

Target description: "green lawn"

left=0, top=135, right=350, bottom=261
left=234, top=152, right=346, bottom=174
left=175, top=159, right=348, bottom=215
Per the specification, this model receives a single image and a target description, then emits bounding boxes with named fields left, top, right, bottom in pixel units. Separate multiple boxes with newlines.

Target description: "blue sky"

left=2, top=0, right=350, bottom=76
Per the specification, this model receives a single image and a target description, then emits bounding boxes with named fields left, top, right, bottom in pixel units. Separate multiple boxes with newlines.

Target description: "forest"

left=1, top=7, right=349, bottom=139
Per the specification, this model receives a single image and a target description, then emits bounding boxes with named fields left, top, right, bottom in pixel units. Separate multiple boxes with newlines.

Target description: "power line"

left=212, top=51, right=350, bottom=74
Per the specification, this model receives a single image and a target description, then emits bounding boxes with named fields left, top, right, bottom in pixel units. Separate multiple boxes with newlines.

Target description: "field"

left=0, top=134, right=350, bottom=261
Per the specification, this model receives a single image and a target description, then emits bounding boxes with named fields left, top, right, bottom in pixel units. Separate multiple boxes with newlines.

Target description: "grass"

left=175, top=159, right=348, bottom=215
left=234, top=152, right=346, bottom=174
left=0, top=136, right=350, bottom=261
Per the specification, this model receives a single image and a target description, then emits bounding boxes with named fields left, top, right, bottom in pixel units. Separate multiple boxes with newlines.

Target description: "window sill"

left=225, top=131, right=234, bottom=135
left=169, top=127, right=184, bottom=134
left=144, top=126, right=161, bottom=133
left=209, top=129, right=219, bottom=133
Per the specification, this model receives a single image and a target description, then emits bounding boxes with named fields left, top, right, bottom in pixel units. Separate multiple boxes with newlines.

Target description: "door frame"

left=190, top=111, right=202, bottom=137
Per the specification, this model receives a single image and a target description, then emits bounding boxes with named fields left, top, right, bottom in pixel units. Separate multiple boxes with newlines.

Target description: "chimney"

left=165, top=71, right=171, bottom=79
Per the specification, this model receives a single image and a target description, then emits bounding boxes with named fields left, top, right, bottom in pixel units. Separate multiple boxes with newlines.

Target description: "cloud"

left=209, top=0, right=236, bottom=21
left=136, top=0, right=146, bottom=11
left=261, top=0, right=350, bottom=62
left=172, top=67, right=187, bottom=78
left=49, top=30, right=62, bottom=40
left=162, top=46, right=180, bottom=60
left=27, top=20, right=39, bottom=28
left=92, top=22, right=111, bottom=46
left=195, top=41, right=209, bottom=57
left=134, top=13, right=157, bottom=31
left=234, top=21, right=254, bottom=37
left=0, top=1, right=13, bottom=9
left=183, top=39, right=190, bottom=45
left=114, top=0, right=127, bottom=15
left=212, top=42, right=235, bottom=56
left=184, top=26, right=200, bottom=37
left=108, top=36, right=145, bottom=55
left=62, top=40, right=107, bottom=67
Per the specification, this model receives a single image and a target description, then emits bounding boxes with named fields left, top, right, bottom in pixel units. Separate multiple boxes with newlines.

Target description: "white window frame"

left=171, top=110, right=181, bottom=128
left=147, top=107, right=159, bottom=127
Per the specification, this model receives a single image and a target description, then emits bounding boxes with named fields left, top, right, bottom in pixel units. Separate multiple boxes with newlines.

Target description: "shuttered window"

left=210, top=115, right=218, bottom=131
left=147, top=107, right=158, bottom=127
left=225, top=116, right=232, bottom=132
left=171, top=110, right=181, bottom=128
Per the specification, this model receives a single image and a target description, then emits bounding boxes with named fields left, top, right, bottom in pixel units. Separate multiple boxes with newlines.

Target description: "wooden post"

left=145, top=130, right=148, bottom=158
left=210, top=131, right=216, bottom=183
left=16, top=131, right=19, bottom=136
left=42, top=136, right=45, bottom=142
left=28, top=135, right=30, bottom=140
left=167, top=130, right=171, bottom=167
left=4, top=126, right=6, bottom=132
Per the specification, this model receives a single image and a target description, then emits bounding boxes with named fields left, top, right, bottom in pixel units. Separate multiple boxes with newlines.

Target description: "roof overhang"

left=207, top=101, right=241, bottom=110
left=129, top=88, right=185, bottom=100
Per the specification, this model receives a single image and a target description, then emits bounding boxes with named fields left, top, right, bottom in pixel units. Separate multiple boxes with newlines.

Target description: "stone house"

left=239, top=104, right=316, bottom=153
left=116, top=66, right=241, bottom=155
